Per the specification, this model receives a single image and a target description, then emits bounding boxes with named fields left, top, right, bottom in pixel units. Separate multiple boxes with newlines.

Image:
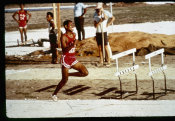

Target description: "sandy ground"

left=5, top=55, right=175, bottom=117
left=6, top=55, right=175, bottom=100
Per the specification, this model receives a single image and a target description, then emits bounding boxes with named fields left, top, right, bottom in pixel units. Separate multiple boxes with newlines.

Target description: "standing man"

left=93, top=3, right=115, bottom=66
left=74, top=2, right=87, bottom=41
left=12, top=4, right=31, bottom=45
left=52, top=20, right=88, bottom=101
left=46, top=12, right=59, bottom=64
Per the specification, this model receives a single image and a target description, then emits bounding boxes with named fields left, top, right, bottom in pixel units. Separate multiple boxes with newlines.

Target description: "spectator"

left=46, top=12, right=59, bottom=64
left=93, top=3, right=115, bottom=66
left=74, top=2, right=87, bottom=41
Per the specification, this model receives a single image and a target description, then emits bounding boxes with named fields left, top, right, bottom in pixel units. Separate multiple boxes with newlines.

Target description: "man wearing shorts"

left=93, top=3, right=115, bottom=66
left=12, top=4, right=31, bottom=45
left=52, top=20, right=88, bottom=101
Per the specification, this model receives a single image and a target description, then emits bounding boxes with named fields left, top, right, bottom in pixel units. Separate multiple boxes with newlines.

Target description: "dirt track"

left=6, top=55, right=175, bottom=100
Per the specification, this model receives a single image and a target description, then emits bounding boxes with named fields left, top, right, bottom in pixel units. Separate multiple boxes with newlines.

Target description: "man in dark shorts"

left=46, top=12, right=59, bottom=64
left=52, top=20, right=88, bottom=101
left=93, top=3, right=115, bottom=66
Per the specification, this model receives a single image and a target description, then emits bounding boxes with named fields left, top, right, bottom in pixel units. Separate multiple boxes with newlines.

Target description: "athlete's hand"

left=74, top=39, right=78, bottom=46
left=17, top=20, right=20, bottom=24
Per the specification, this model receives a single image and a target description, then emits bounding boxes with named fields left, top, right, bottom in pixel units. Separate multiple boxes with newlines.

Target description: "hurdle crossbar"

left=112, top=48, right=138, bottom=99
left=112, top=48, right=136, bottom=60
left=115, top=65, right=139, bottom=76
left=145, top=48, right=164, bottom=59
left=149, top=65, right=167, bottom=76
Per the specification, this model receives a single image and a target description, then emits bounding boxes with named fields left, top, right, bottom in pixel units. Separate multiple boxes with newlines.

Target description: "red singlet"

left=18, top=10, right=27, bottom=27
left=61, top=33, right=78, bottom=68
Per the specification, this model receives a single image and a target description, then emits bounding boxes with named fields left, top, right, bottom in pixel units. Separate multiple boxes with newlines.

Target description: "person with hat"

left=93, top=3, right=115, bottom=66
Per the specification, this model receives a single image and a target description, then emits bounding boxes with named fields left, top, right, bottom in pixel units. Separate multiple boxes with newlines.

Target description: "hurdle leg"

left=135, top=73, right=138, bottom=93
left=17, top=39, right=19, bottom=46
left=32, top=39, right=36, bottom=46
left=118, top=76, right=122, bottom=99
left=151, top=76, right=155, bottom=99
left=162, top=71, right=167, bottom=94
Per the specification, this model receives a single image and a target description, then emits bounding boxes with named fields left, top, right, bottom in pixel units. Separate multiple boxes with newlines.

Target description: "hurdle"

left=145, top=48, right=167, bottom=99
left=111, top=48, right=139, bottom=99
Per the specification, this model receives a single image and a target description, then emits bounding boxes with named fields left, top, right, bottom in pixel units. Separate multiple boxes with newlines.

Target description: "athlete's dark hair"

left=63, top=20, right=72, bottom=27
left=47, top=12, right=54, bottom=18
left=20, top=4, right=25, bottom=6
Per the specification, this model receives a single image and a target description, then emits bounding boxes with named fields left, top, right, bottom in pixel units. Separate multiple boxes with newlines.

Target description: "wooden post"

left=57, top=3, right=61, bottom=48
left=101, top=24, right=105, bottom=64
left=110, top=2, right=113, bottom=32
left=53, top=3, right=57, bottom=29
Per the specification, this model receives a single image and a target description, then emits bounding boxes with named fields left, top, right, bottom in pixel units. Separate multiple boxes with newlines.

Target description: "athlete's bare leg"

left=52, top=62, right=88, bottom=96
left=19, top=28, right=24, bottom=44
left=23, top=28, right=27, bottom=42
left=70, top=62, right=88, bottom=77
left=52, top=66, right=69, bottom=96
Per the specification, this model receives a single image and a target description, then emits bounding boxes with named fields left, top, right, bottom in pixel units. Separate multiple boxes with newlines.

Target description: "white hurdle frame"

left=145, top=48, right=167, bottom=99
left=111, top=48, right=139, bottom=99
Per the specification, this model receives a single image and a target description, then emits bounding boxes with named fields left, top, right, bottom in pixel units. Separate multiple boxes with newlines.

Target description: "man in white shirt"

left=74, top=2, right=87, bottom=41
left=93, top=3, right=115, bottom=66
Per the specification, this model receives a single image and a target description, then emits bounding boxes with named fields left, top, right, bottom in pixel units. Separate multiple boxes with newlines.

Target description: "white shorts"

left=19, top=25, right=27, bottom=29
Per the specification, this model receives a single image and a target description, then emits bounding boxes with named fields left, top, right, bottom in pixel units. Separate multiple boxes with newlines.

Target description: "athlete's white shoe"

left=52, top=95, right=58, bottom=101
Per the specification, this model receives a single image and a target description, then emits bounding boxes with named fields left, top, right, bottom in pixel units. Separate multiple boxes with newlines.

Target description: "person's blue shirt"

left=74, top=3, right=86, bottom=17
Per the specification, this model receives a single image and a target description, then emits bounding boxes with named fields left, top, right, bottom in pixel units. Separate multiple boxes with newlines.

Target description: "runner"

left=12, top=4, right=31, bottom=45
left=52, top=20, right=88, bottom=101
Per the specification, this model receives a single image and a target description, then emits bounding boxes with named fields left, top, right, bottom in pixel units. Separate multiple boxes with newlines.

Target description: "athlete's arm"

left=12, top=11, right=19, bottom=24
left=74, top=39, right=78, bottom=46
left=26, top=11, right=31, bottom=23
left=50, top=21, right=55, bottom=33
left=61, top=35, right=74, bottom=52
left=73, top=33, right=78, bottom=46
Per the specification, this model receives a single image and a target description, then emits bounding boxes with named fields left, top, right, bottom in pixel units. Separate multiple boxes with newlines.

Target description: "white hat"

left=95, top=2, right=103, bottom=9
